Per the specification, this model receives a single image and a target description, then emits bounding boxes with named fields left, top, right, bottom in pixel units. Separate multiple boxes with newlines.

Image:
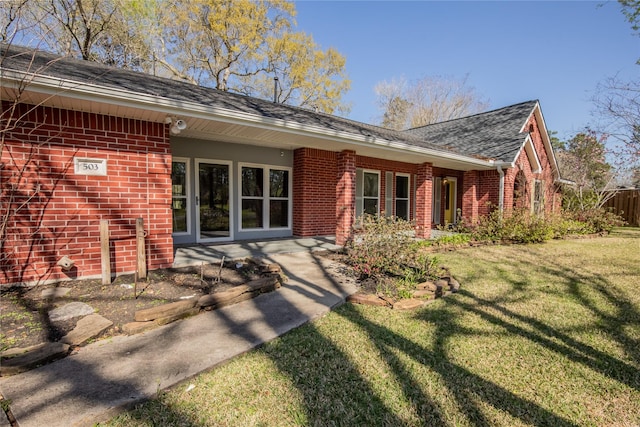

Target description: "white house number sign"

left=74, top=157, right=107, bottom=176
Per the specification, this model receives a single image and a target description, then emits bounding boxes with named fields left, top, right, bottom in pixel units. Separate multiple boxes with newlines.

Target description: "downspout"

left=497, top=165, right=505, bottom=213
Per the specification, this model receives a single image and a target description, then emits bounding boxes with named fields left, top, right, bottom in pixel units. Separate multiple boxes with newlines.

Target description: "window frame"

left=171, top=157, right=191, bottom=236
left=532, top=179, right=544, bottom=215
left=356, top=169, right=381, bottom=217
left=238, top=162, right=292, bottom=231
left=395, top=173, right=411, bottom=221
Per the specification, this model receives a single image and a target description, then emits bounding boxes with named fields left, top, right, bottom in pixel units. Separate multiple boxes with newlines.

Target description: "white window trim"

left=532, top=179, right=544, bottom=215
left=171, top=157, right=191, bottom=236
left=195, top=158, right=234, bottom=242
left=395, top=173, right=411, bottom=220
left=238, top=162, right=292, bottom=231
left=359, top=169, right=381, bottom=216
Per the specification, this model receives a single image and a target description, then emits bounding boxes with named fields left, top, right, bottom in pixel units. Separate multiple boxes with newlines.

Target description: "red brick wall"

left=415, top=163, right=433, bottom=238
left=355, top=157, right=418, bottom=218
left=504, top=114, right=561, bottom=215
left=462, top=170, right=479, bottom=222
left=336, top=150, right=357, bottom=245
left=1, top=103, right=173, bottom=285
left=459, top=113, right=561, bottom=224
left=293, top=149, right=427, bottom=242
left=293, top=148, right=338, bottom=237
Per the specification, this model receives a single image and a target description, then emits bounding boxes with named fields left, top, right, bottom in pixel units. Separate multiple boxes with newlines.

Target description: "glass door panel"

left=197, top=161, right=231, bottom=241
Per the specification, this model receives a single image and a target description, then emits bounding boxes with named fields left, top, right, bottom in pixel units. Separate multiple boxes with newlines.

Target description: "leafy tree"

left=557, top=130, right=617, bottom=210
left=374, top=74, right=489, bottom=130
left=619, top=0, right=640, bottom=63
left=548, top=130, right=565, bottom=150
left=8, top=0, right=350, bottom=114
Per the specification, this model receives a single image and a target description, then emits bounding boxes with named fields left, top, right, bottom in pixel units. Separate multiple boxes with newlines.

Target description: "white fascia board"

left=524, top=135, right=542, bottom=173
left=519, top=101, right=560, bottom=179
left=2, top=70, right=496, bottom=168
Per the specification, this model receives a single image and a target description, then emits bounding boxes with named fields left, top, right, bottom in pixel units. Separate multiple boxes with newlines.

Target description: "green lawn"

left=105, top=228, right=640, bottom=426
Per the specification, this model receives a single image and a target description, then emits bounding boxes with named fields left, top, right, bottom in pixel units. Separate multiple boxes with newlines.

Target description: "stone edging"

left=347, top=275, right=460, bottom=310
left=0, top=264, right=285, bottom=377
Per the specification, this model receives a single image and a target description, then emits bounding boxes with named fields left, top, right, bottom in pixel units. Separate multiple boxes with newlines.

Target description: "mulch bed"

left=1, top=259, right=264, bottom=351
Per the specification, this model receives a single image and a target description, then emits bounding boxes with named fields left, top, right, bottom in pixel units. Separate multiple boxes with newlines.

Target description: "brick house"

left=1, top=45, right=562, bottom=285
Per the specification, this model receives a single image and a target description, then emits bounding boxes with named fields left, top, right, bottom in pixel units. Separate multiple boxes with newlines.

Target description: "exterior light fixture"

left=165, top=117, right=188, bottom=135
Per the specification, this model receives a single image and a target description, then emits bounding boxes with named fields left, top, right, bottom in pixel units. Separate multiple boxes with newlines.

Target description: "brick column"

left=462, top=170, right=479, bottom=224
left=335, top=150, right=356, bottom=245
left=415, top=162, right=433, bottom=239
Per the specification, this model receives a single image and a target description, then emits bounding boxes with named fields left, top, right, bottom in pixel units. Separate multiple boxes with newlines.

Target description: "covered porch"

left=173, top=236, right=340, bottom=268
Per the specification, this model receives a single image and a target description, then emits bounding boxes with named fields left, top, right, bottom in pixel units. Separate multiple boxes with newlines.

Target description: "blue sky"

left=294, top=1, right=639, bottom=141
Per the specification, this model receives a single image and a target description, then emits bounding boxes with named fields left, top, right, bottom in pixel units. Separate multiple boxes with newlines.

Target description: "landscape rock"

left=260, top=263, right=282, bottom=275
left=0, top=342, right=69, bottom=376
left=412, top=289, right=435, bottom=299
left=447, top=278, right=461, bottom=292
left=122, top=321, right=155, bottom=335
left=376, top=293, right=396, bottom=306
left=60, top=314, right=113, bottom=346
left=393, top=299, right=425, bottom=310
left=416, top=281, right=437, bottom=291
left=198, top=276, right=279, bottom=309
left=134, top=298, right=198, bottom=322
left=48, top=302, right=94, bottom=322
left=347, top=293, right=390, bottom=307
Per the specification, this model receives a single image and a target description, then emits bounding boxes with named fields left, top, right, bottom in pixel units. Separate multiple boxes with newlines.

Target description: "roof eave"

left=1, top=69, right=497, bottom=169
left=519, top=101, right=561, bottom=180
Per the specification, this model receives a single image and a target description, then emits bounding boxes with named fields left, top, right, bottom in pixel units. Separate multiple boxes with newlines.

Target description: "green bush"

left=433, top=233, right=472, bottom=246
left=466, top=208, right=624, bottom=243
left=500, top=209, right=554, bottom=243
left=567, top=208, right=626, bottom=233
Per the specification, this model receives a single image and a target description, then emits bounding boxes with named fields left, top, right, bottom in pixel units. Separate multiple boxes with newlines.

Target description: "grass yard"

left=105, top=228, right=640, bottom=427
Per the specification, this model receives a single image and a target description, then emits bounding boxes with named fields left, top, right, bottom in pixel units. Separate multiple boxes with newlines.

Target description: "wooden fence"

left=604, top=189, right=640, bottom=227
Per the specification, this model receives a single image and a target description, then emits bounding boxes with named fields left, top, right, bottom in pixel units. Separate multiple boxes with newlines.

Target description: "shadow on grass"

left=107, top=239, right=638, bottom=426
left=448, top=289, right=640, bottom=392
left=7, top=234, right=638, bottom=426
left=475, top=240, right=640, bottom=388
left=335, top=303, right=578, bottom=426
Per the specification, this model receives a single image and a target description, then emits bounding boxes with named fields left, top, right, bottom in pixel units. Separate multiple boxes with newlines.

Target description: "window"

left=241, top=166, right=264, bottom=228
left=269, top=169, right=289, bottom=228
left=395, top=174, right=410, bottom=220
left=356, top=169, right=380, bottom=216
left=533, top=180, right=544, bottom=215
left=171, top=159, right=190, bottom=234
left=240, top=164, right=291, bottom=229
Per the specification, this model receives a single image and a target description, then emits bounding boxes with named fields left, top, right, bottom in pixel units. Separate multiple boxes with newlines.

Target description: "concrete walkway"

left=0, top=245, right=357, bottom=427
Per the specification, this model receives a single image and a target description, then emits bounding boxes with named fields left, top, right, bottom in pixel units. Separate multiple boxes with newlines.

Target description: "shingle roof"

left=404, top=100, right=539, bottom=163
left=1, top=44, right=455, bottom=155
left=1, top=44, right=539, bottom=163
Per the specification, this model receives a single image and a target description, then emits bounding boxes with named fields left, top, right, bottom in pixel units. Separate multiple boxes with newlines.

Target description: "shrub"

left=469, top=209, right=555, bottom=243
left=500, top=209, right=554, bottom=243
left=566, top=208, right=626, bottom=233
left=466, top=208, right=625, bottom=243
left=345, top=215, right=440, bottom=298
left=433, top=233, right=471, bottom=247
left=547, top=214, right=592, bottom=238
